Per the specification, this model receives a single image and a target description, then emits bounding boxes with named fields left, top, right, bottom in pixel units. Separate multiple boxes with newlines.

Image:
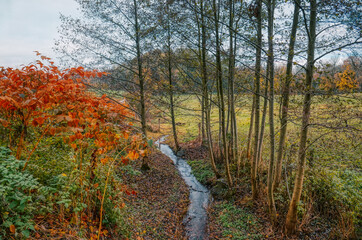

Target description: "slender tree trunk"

left=200, top=0, right=220, bottom=178
left=195, top=0, right=207, bottom=145
left=134, top=0, right=147, bottom=139
left=201, top=95, right=206, bottom=144
left=134, top=0, right=149, bottom=171
left=285, top=0, right=317, bottom=234
left=213, top=0, right=233, bottom=187
left=228, top=0, right=236, bottom=164
left=217, top=90, right=223, bottom=161
left=246, top=95, right=255, bottom=161
left=167, top=17, right=179, bottom=152
left=226, top=86, right=231, bottom=135
left=266, top=0, right=277, bottom=223
left=257, top=69, right=268, bottom=170
left=232, top=30, right=239, bottom=169
left=251, top=0, right=262, bottom=200
left=274, top=0, right=300, bottom=189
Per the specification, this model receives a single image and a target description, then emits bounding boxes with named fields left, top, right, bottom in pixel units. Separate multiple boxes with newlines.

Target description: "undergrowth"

left=215, top=201, right=263, bottom=240
left=188, top=159, right=215, bottom=186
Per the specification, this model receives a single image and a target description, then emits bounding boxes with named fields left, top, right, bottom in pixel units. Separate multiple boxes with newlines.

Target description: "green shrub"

left=26, top=136, right=74, bottom=184
left=306, top=168, right=361, bottom=236
left=0, top=147, right=40, bottom=239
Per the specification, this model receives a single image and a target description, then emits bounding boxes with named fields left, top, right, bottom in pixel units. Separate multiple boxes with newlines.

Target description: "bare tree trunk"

left=134, top=0, right=149, bottom=170
left=195, top=0, right=207, bottom=145
left=266, top=0, right=277, bottom=224
left=200, top=0, right=220, bottom=178
left=274, top=0, right=300, bottom=189
left=285, top=0, right=317, bottom=234
left=213, top=0, right=233, bottom=187
left=201, top=95, right=206, bottom=144
left=134, top=0, right=147, bottom=139
left=232, top=31, right=239, bottom=169
left=257, top=68, right=268, bottom=171
left=246, top=95, right=255, bottom=162
left=228, top=0, right=237, bottom=164
left=251, top=0, right=262, bottom=200
left=166, top=5, right=180, bottom=152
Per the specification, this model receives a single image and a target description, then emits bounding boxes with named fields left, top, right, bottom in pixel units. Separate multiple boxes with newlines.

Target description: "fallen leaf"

left=9, top=224, right=15, bottom=233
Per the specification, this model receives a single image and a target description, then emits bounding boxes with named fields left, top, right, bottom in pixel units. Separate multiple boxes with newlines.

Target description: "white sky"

left=0, top=0, right=81, bottom=67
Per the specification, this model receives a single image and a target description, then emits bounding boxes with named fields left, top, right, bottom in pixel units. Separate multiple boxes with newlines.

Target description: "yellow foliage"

left=336, top=64, right=358, bottom=91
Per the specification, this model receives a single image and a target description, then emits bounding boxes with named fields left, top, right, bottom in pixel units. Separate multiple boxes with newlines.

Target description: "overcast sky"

left=0, top=0, right=81, bottom=67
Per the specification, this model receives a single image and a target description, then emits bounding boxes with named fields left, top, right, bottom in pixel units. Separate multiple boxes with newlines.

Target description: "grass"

left=151, top=93, right=361, bottom=170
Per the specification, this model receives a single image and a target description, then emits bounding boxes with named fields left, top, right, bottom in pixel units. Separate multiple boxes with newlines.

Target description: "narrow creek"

left=156, top=136, right=210, bottom=240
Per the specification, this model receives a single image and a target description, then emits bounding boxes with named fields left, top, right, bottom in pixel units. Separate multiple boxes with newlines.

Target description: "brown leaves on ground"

left=122, top=150, right=190, bottom=240
left=179, top=139, right=209, bottom=160
left=29, top=214, right=108, bottom=240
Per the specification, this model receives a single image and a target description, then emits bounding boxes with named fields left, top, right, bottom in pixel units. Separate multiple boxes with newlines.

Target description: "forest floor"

left=121, top=150, right=190, bottom=240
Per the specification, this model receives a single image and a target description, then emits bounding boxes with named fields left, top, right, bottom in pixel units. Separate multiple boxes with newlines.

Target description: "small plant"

left=215, top=201, right=263, bottom=240
left=188, top=159, right=215, bottom=185
left=0, top=147, right=39, bottom=238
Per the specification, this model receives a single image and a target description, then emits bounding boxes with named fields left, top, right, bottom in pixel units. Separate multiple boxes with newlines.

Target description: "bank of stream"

left=157, top=136, right=210, bottom=240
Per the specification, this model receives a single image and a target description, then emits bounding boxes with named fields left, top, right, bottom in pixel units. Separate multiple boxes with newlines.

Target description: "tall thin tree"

left=285, top=0, right=317, bottom=233
left=274, top=0, right=300, bottom=189
left=251, top=0, right=263, bottom=200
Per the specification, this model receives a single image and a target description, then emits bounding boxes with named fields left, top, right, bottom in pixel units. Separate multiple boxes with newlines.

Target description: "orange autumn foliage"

left=0, top=54, right=144, bottom=167
left=0, top=54, right=150, bottom=238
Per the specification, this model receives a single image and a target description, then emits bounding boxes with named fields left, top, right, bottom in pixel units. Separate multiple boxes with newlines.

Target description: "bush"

left=306, top=168, right=361, bottom=238
left=0, top=147, right=41, bottom=239
left=0, top=58, right=143, bottom=239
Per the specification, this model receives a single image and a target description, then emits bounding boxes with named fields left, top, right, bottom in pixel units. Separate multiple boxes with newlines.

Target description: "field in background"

left=150, top=93, right=361, bottom=169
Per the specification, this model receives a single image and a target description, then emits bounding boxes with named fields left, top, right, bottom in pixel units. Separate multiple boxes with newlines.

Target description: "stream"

left=156, top=136, right=210, bottom=240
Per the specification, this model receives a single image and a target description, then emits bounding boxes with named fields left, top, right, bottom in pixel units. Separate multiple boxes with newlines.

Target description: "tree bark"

left=285, top=0, right=317, bottom=234
left=266, top=0, right=277, bottom=224
left=195, top=0, right=207, bottom=145
left=134, top=0, right=147, bottom=139
left=251, top=0, right=262, bottom=200
left=213, top=0, right=233, bottom=187
left=200, top=0, right=220, bottom=178
left=228, top=0, right=237, bottom=165
left=166, top=3, right=180, bottom=152
left=257, top=68, right=268, bottom=170
left=246, top=95, right=255, bottom=162
left=274, top=0, right=300, bottom=190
